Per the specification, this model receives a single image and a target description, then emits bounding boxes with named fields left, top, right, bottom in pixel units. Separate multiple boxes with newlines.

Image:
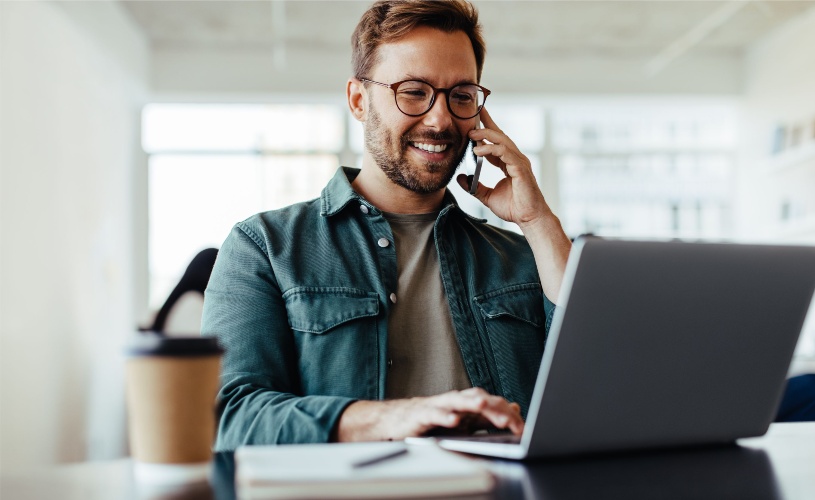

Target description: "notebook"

left=235, top=442, right=494, bottom=499
left=433, top=237, right=815, bottom=459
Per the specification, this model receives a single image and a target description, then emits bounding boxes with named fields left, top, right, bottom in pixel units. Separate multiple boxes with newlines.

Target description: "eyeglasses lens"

left=395, top=81, right=485, bottom=119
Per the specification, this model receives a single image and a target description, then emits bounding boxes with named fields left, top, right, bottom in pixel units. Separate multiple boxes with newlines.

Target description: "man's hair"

left=351, top=0, right=486, bottom=82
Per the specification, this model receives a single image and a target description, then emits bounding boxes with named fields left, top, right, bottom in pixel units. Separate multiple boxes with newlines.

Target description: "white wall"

left=736, top=5, right=815, bottom=372
left=737, top=6, right=815, bottom=244
left=0, top=0, right=148, bottom=471
left=152, top=44, right=743, bottom=97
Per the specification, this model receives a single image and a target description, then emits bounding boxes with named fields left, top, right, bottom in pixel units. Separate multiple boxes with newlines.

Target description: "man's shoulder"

left=236, top=197, right=323, bottom=235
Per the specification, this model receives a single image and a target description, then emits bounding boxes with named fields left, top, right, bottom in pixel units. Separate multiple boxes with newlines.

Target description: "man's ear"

left=347, top=78, right=367, bottom=122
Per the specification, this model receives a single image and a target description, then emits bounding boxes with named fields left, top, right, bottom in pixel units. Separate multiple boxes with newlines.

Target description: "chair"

left=145, top=248, right=219, bottom=336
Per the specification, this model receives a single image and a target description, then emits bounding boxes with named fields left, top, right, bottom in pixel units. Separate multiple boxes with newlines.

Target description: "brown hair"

left=352, top=0, right=486, bottom=82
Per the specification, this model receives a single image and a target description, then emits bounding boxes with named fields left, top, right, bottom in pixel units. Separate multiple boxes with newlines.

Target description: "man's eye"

left=452, top=93, right=475, bottom=103
left=399, top=89, right=428, bottom=99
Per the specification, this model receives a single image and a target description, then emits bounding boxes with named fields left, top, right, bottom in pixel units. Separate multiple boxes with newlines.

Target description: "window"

left=552, top=100, right=738, bottom=240
left=143, top=104, right=343, bottom=308
left=143, top=100, right=740, bottom=310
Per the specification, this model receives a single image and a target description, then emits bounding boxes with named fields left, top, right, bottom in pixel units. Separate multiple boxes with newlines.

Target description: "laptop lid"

left=441, top=238, right=815, bottom=459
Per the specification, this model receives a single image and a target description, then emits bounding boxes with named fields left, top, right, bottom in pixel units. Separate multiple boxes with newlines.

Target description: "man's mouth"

left=410, top=142, right=449, bottom=154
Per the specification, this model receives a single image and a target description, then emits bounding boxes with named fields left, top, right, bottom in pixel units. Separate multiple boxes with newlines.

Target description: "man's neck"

left=351, top=161, right=446, bottom=215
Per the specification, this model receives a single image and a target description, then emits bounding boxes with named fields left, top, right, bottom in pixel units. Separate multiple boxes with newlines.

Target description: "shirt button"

left=378, top=238, right=390, bottom=248
left=359, top=204, right=369, bottom=214
left=387, top=359, right=393, bottom=368
left=389, top=293, right=397, bottom=304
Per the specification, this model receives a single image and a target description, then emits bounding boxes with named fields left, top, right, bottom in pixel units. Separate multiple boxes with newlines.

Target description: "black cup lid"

left=128, top=334, right=224, bottom=357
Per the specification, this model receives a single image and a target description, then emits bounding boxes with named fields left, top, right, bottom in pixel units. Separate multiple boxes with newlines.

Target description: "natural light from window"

left=143, top=99, right=741, bottom=313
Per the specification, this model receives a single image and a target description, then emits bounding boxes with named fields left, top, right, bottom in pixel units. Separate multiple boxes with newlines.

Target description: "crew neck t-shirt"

left=383, top=211, right=472, bottom=399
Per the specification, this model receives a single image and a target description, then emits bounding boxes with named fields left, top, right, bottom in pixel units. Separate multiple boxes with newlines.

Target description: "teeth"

left=412, top=142, right=448, bottom=153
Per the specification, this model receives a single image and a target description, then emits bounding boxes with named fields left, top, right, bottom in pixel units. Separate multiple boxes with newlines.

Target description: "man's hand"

left=456, top=107, right=553, bottom=230
left=334, top=388, right=524, bottom=442
left=456, top=107, right=572, bottom=303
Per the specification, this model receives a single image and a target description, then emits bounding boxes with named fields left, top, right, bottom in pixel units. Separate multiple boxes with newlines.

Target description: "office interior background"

left=1, top=0, right=815, bottom=472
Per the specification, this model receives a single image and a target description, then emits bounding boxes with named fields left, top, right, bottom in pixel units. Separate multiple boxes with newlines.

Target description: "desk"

left=3, top=422, right=814, bottom=500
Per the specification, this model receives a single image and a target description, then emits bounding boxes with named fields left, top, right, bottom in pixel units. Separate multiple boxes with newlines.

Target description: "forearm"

left=217, top=374, right=357, bottom=449
left=519, top=213, right=572, bottom=304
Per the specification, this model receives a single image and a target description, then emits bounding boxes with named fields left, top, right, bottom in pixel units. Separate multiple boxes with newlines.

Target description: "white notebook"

left=235, top=442, right=494, bottom=499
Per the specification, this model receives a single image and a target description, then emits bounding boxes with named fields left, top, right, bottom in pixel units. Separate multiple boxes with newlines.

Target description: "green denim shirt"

left=202, top=167, right=556, bottom=450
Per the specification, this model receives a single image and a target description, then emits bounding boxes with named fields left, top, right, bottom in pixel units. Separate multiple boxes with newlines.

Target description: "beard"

left=364, top=103, right=468, bottom=195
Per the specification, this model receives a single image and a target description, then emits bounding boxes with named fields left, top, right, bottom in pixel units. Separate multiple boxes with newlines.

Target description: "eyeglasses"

left=359, top=78, right=490, bottom=120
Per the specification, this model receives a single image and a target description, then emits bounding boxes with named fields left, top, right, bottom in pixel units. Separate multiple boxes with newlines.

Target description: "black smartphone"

left=468, top=124, right=482, bottom=195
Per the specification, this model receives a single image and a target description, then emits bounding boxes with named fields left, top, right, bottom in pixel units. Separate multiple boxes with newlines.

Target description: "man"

left=202, top=0, right=572, bottom=449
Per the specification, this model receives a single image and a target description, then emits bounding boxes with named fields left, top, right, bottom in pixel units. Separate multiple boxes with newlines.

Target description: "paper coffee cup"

left=126, top=335, right=223, bottom=472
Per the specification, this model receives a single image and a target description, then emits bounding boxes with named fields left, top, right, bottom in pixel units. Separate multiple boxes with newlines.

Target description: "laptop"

left=433, top=237, right=815, bottom=459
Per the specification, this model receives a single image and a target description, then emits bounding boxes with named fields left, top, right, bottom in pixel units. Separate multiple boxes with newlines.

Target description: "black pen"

left=351, top=447, right=409, bottom=468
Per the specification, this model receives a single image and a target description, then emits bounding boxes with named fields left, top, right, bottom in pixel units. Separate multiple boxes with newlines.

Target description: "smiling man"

left=202, top=0, right=572, bottom=449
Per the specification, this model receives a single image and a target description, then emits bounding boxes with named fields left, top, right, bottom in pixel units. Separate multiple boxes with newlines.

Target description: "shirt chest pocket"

left=283, top=287, right=380, bottom=397
left=284, top=287, right=379, bottom=334
left=474, top=284, right=547, bottom=417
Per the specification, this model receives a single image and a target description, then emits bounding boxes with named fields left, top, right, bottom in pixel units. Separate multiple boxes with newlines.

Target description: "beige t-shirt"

left=383, top=212, right=472, bottom=399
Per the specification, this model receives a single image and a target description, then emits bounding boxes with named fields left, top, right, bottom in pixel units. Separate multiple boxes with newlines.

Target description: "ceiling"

left=122, top=1, right=813, bottom=55
left=119, top=0, right=815, bottom=95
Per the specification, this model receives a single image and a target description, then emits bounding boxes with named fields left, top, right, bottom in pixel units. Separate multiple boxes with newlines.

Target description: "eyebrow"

left=402, top=74, right=478, bottom=87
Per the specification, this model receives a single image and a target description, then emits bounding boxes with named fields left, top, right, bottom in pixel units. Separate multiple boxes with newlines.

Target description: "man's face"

left=362, top=27, right=479, bottom=194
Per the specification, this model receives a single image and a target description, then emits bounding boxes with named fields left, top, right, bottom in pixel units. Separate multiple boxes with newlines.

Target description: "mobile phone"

left=468, top=123, right=483, bottom=195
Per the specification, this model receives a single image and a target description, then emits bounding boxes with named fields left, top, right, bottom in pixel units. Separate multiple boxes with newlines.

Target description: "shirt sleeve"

left=201, top=222, right=357, bottom=450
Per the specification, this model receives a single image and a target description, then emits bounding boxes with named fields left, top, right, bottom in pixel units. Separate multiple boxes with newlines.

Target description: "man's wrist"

left=335, top=400, right=394, bottom=442
left=518, top=212, right=572, bottom=303
left=519, top=212, right=564, bottom=243
left=335, top=400, right=370, bottom=442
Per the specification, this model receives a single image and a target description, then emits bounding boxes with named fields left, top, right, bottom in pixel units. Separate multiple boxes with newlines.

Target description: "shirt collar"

left=320, top=166, right=485, bottom=223
left=320, top=167, right=365, bottom=217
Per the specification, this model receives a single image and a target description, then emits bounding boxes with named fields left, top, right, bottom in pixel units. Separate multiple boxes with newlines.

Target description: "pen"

left=351, top=447, right=409, bottom=468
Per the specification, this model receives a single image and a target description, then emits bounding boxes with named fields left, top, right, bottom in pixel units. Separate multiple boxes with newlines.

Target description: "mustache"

left=401, top=129, right=459, bottom=147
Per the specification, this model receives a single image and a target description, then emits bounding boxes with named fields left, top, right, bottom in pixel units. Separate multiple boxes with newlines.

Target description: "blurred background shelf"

left=766, top=143, right=815, bottom=174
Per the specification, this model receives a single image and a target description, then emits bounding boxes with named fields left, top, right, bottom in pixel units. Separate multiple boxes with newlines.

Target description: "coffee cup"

left=126, top=334, right=223, bottom=483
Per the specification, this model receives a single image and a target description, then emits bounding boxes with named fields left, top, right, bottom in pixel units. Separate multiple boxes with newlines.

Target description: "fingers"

left=470, top=128, right=517, bottom=154
left=478, top=405, right=524, bottom=435
left=478, top=107, right=503, bottom=134
left=428, top=388, right=525, bottom=435
left=456, top=173, right=489, bottom=196
left=470, top=108, right=516, bottom=151
left=456, top=173, right=495, bottom=206
left=469, top=108, right=527, bottom=178
left=416, top=404, right=463, bottom=429
left=474, top=143, right=526, bottom=178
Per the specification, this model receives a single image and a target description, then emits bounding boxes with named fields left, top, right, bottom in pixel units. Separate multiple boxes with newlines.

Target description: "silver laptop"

left=434, top=237, right=815, bottom=459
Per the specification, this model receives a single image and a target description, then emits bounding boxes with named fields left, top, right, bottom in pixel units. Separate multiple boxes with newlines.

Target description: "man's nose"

left=421, top=92, right=454, bottom=130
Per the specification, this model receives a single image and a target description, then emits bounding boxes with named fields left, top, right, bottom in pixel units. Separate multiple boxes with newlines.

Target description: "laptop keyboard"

left=444, top=433, right=522, bottom=444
